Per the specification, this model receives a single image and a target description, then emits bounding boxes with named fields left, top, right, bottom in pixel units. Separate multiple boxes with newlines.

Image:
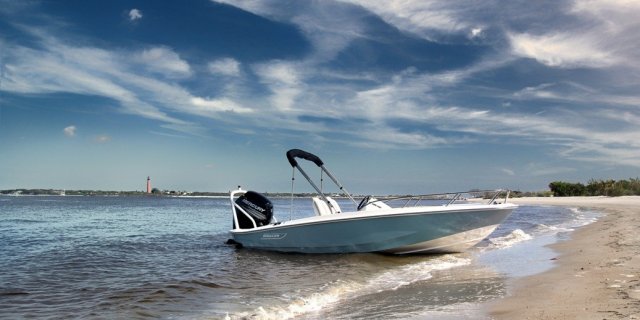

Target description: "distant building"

left=147, top=176, right=151, bottom=194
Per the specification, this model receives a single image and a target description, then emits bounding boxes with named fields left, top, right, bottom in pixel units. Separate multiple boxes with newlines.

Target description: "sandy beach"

left=488, top=196, right=640, bottom=319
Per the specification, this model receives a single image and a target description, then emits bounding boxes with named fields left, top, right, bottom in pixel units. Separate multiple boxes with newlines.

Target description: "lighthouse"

left=146, top=176, right=151, bottom=194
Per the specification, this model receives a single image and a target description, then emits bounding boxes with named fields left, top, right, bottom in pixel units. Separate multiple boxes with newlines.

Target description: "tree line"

left=548, top=178, right=640, bottom=197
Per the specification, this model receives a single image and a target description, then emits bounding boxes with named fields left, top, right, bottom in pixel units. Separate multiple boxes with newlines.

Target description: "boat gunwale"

left=230, top=202, right=517, bottom=235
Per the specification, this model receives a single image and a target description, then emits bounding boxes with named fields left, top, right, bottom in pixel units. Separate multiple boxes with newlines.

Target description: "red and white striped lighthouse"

left=146, top=176, right=151, bottom=194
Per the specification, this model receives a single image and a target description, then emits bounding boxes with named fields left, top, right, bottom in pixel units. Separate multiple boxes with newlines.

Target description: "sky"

left=1, top=0, right=639, bottom=195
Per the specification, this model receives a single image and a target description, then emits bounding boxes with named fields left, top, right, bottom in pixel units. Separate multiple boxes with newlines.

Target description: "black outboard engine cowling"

left=234, top=191, right=274, bottom=229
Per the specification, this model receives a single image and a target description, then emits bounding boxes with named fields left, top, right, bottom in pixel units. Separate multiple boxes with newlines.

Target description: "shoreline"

left=487, top=196, right=640, bottom=319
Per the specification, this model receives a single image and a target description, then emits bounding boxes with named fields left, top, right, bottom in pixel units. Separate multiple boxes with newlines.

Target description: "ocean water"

left=0, top=195, right=600, bottom=319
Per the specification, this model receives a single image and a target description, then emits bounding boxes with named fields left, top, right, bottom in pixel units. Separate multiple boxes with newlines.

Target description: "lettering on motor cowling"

left=241, top=198, right=266, bottom=219
left=241, top=198, right=265, bottom=212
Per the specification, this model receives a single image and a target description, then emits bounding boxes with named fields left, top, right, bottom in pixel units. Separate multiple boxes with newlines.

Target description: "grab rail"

left=360, top=189, right=511, bottom=210
left=229, top=189, right=257, bottom=230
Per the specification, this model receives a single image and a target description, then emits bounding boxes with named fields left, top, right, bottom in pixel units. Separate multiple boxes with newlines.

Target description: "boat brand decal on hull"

left=261, top=233, right=287, bottom=240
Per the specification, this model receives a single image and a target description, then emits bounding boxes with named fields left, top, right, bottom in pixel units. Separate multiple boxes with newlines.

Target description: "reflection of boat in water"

left=228, top=149, right=517, bottom=254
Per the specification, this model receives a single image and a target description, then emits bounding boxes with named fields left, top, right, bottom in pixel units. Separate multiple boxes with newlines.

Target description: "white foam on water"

left=226, top=256, right=470, bottom=320
left=485, top=229, right=533, bottom=249
left=368, top=255, right=470, bottom=292
left=568, top=207, right=601, bottom=227
left=533, top=223, right=574, bottom=233
left=484, top=207, right=602, bottom=252
left=538, top=207, right=601, bottom=237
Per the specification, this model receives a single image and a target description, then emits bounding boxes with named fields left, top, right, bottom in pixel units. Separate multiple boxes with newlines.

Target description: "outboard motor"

left=234, top=191, right=274, bottom=229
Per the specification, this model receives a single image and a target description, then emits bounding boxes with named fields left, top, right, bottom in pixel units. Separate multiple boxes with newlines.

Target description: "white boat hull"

left=230, top=203, right=515, bottom=254
left=381, top=224, right=500, bottom=254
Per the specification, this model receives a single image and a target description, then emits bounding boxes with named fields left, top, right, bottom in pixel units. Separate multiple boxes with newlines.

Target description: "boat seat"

left=312, top=196, right=341, bottom=216
left=359, top=197, right=392, bottom=211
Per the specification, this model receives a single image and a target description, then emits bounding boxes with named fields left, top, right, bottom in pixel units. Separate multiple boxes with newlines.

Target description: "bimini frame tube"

left=320, top=165, right=357, bottom=205
left=286, top=149, right=358, bottom=206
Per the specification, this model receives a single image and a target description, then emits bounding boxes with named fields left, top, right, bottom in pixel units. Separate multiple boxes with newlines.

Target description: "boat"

left=227, top=149, right=517, bottom=254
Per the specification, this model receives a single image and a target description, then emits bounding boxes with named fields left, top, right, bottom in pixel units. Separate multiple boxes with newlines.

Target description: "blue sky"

left=1, top=0, right=639, bottom=194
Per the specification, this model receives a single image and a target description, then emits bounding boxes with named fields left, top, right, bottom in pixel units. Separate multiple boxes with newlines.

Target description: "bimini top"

left=286, top=149, right=324, bottom=168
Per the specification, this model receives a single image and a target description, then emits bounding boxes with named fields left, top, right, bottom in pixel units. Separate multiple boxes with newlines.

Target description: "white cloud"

left=338, top=0, right=470, bottom=39
left=511, top=82, right=640, bottom=108
left=411, top=104, right=640, bottom=167
left=350, top=125, right=451, bottom=149
left=254, top=61, right=300, bottom=86
left=328, top=60, right=640, bottom=165
left=213, top=0, right=366, bottom=63
left=129, top=9, right=142, bottom=21
left=470, top=27, right=483, bottom=38
left=0, top=31, right=244, bottom=136
left=253, top=61, right=304, bottom=111
left=508, top=32, right=615, bottom=68
left=509, top=0, right=640, bottom=70
left=513, top=83, right=562, bottom=100
left=4, top=1, right=640, bottom=171
left=94, top=134, right=111, bottom=143
left=135, top=47, right=191, bottom=78
left=208, top=58, right=240, bottom=76
left=571, top=0, right=640, bottom=29
left=190, top=97, right=253, bottom=114
left=2, top=43, right=186, bottom=126
left=501, top=168, right=515, bottom=176
left=603, top=111, right=640, bottom=126
left=63, top=125, right=76, bottom=137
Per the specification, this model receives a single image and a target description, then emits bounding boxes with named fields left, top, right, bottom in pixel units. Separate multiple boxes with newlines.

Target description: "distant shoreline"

left=1, top=189, right=225, bottom=197
left=5, top=189, right=639, bottom=199
left=0, top=189, right=349, bottom=198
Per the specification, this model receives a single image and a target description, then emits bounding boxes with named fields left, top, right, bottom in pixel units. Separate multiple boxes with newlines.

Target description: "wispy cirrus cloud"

left=508, top=32, right=616, bottom=68
left=1, top=26, right=252, bottom=135
left=3, top=33, right=170, bottom=120
left=512, top=82, right=640, bottom=109
left=337, top=0, right=476, bottom=40
left=191, top=97, right=253, bottom=114
left=508, top=0, right=640, bottom=70
left=253, top=60, right=305, bottom=111
left=3, top=0, right=640, bottom=172
left=216, top=0, right=640, bottom=167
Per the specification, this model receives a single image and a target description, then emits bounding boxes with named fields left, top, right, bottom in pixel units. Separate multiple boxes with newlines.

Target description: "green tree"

left=549, top=181, right=586, bottom=197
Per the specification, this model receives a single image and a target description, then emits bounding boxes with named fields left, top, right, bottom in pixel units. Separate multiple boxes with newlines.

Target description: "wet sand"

left=488, top=196, right=640, bottom=319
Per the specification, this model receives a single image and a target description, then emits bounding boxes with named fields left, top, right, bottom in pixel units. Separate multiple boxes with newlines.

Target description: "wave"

left=225, top=256, right=470, bottom=320
left=568, top=207, right=600, bottom=226
left=530, top=207, right=601, bottom=237
left=532, top=223, right=574, bottom=233
left=485, top=229, right=533, bottom=249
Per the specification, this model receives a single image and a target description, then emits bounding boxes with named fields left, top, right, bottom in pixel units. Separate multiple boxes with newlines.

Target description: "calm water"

left=0, top=195, right=600, bottom=319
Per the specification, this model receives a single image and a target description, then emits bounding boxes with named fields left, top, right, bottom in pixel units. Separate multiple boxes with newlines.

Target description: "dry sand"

left=488, top=196, right=640, bottom=319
